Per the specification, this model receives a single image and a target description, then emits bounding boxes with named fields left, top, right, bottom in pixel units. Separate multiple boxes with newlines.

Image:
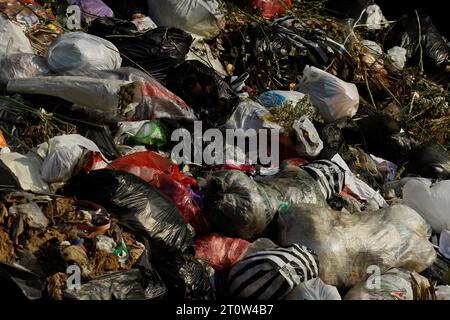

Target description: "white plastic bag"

left=293, top=116, right=323, bottom=158
left=297, top=66, right=359, bottom=123
left=277, top=204, right=436, bottom=288
left=0, top=152, right=49, bottom=192
left=0, top=19, right=33, bottom=58
left=7, top=76, right=141, bottom=115
left=37, top=134, right=101, bottom=183
left=45, top=32, right=122, bottom=72
left=0, top=53, right=49, bottom=85
left=147, top=0, right=225, bottom=39
left=364, top=5, right=388, bottom=30
left=387, top=46, right=407, bottom=70
left=403, top=179, right=450, bottom=233
left=286, top=278, right=341, bottom=300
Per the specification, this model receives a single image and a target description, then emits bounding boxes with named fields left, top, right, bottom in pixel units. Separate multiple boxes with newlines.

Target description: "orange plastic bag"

left=0, top=130, right=7, bottom=148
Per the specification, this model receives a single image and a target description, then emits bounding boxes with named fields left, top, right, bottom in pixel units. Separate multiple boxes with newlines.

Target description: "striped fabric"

left=301, top=160, right=346, bottom=200
left=227, top=244, right=319, bottom=300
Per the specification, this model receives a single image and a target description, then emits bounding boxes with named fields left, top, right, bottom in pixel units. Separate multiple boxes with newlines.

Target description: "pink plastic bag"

left=195, top=233, right=251, bottom=272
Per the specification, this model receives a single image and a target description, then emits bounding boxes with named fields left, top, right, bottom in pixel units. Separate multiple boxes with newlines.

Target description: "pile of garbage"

left=0, top=0, right=449, bottom=301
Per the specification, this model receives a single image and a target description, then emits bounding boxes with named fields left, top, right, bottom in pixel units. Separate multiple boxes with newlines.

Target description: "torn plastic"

left=332, top=154, right=388, bottom=208
left=403, top=178, right=450, bottom=233
left=293, top=116, right=323, bottom=158
left=132, top=14, right=158, bottom=32
left=45, top=32, right=122, bottom=72
left=204, top=164, right=326, bottom=239
left=186, top=37, right=227, bottom=76
left=0, top=19, right=33, bottom=58
left=297, top=66, right=359, bottom=123
left=0, top=54, right=49, bottom=86
left=194, top=234, right=251, bottom=272
left=146, top=0, right=225, bottom=39
left=277, top=204, right=436, bottom=288
left=0, top=152, right=49, bottom=193
left=285, top=278, right=341, bottom=300
left=65, top=169, right=194, bottom=259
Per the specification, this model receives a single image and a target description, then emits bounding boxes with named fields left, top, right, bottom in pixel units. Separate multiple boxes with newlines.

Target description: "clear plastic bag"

left=297, top=66, right=359, bottom=123
left=0, top=19, right=33, bottom=58
left=0, top=54, right=49, bottom=85
left=344, top=268, right=431, bottom=300
left=286, top=278, right=341, bottom=300
left=277, top=204, right=436, bottom=289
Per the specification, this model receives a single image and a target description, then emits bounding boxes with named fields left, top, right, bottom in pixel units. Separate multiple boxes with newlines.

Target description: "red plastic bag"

left=238, top=0, right=292, bottom=19
left=106, top=151, right=211, bottom=234
left=195, top=233, right=251, bottom=272
left=109, top=151, right=196, bottom=187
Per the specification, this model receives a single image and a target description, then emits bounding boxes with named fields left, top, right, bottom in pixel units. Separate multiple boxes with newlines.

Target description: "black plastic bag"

left=319, top=117, right=362, bottom=160
left=90, top=18, right=193, bottom=81
left=167, top=61, right=240, bottom=128
left=0, top=262, right=46, bottom=300
left=64, top=170, right=194, bottom=260
left=407, top=142, right=450, bottom=180
left=356, top=115, right=417, bottom=165
left=154, top=253, right=214, bottom=300
left=204, top=165, right=326, bottom=240
left=64, top=269, right=167, bottom=300
left=386, top=12, right=450, bottom=73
